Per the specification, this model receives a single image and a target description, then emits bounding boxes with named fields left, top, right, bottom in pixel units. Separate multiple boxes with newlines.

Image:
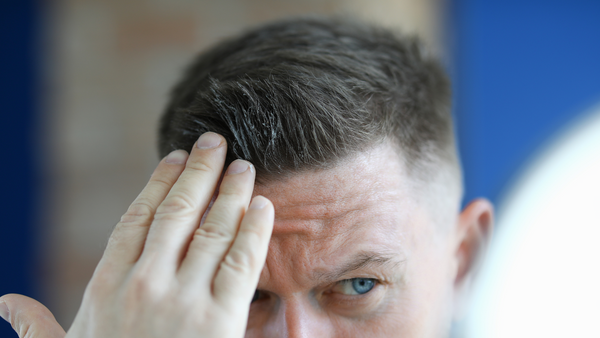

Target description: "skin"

left=0, top=133, right=493, bottom=338
left=247, top=143, right=492, bottom=337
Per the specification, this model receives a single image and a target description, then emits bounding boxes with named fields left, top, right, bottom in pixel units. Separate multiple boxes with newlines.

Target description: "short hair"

left=158, top=16, right=458, bottom=185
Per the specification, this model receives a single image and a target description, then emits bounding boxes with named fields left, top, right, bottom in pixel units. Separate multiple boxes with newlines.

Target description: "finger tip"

left=164, top=149, right=189, bottom=164
left=249, top=195, right=271, bottom=210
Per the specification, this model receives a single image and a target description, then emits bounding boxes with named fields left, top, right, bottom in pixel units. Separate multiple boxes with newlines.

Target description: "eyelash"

left=250, top=278, right=381, bottom=304
left=333, top=278, right=378, bottom=296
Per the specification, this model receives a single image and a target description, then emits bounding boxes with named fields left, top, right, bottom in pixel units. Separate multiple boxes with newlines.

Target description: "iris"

left=351, top=278, right=375, bottom=294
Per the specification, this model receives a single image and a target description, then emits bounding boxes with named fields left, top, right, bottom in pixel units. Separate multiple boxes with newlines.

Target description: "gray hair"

left=159, top=16, right=459, bottom=185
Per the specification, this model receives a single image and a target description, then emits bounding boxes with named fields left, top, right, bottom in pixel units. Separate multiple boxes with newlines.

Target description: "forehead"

left=255, top=142, right=415, bottom=213
left=252, top=143, right=428, bottom=271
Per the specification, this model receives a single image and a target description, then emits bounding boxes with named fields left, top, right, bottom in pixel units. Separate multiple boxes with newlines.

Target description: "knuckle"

left=126, top=273, right=162, bottom=301
left=221, top=249, right=253, bottom=276
left=120, top=201, right=154, bottom=225
left=238, top=226, right=264, bottom=246
left=186, top=159, right=216, bottom=175
left=148, top=176, right=175, bottom=190
left=192, top=226, right=233, bottom=244
left=216, top=183, right=248, bottom=199
left=156, top=193, right=197, bottom=215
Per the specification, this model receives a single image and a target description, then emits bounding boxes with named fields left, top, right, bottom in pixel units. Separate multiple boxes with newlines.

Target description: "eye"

left=334, top=278, right=377, bottom=295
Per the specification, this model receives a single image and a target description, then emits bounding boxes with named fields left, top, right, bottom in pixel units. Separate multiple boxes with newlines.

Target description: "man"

left=0, top=17, right=493, bottom=337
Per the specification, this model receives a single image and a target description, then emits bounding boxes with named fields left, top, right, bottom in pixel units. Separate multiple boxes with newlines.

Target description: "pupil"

left=352, top=278, right=375, bottom=294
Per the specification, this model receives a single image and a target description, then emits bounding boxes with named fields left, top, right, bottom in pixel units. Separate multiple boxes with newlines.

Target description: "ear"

left=452, top=198, right=494, bottom=316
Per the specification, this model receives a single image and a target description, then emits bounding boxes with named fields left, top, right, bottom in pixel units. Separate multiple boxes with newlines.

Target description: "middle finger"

left=139, top=132, right=226, bottom=275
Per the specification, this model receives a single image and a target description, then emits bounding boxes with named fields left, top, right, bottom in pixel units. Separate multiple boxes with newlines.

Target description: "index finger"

left=100, top=150, right=189, bottom=271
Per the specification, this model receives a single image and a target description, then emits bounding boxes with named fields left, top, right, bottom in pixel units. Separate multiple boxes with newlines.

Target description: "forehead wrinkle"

left=255, top=143, right=415, bottom=290
left=269, top=179, right=381, bottom=218
left=272, top=203, right=372, bottom=240
left=270, top=217, right=359, bottom=259
left=266, top=209, right=369, bottom=280
left=267, top=185, right=390, bottom=240
left=274, top=197, right=367, bottom=220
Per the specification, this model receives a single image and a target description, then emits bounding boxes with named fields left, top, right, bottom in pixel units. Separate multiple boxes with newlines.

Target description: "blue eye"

left=351, top=278, right=375, bottom=294
left=334, top=278, right=377, bottom=295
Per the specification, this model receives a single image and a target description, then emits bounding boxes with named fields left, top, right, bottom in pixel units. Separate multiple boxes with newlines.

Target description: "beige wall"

left=43, top=0, right=444, bottom=327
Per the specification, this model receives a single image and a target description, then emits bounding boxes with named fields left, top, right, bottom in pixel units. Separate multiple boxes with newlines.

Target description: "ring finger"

left=177, top=159, right=255, bottom=287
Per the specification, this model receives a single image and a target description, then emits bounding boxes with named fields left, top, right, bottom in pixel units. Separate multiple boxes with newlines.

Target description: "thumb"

left=0, top=294, right=66, bottom=338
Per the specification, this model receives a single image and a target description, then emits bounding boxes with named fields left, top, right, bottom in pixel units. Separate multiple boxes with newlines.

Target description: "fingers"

left=101, top=150, right=189, bottom=271
left=140, top=132, right=227, bottom=273
left=213, top=196, right=274, bottom=308
left=0, top=294, right=66, bottom=338
left=178, top=159, right=256, bottom=286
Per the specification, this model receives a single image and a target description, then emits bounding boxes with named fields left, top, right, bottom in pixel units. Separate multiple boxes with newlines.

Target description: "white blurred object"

left=464, top=103, right=600, bottom=338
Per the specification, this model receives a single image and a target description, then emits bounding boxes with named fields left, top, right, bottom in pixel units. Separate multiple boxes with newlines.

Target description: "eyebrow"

left=313, top=251, right=406, bottom=283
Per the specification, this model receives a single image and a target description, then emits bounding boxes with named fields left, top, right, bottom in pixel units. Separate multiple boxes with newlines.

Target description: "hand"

left=0, top=132, right=275, bottom=338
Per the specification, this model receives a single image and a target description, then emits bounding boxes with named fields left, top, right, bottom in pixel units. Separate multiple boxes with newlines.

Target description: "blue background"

left=452, top=0, right=600, bottom=206
left=1, top=0, right=43, bottom=337
left=1, top=0, right=600, bottom=336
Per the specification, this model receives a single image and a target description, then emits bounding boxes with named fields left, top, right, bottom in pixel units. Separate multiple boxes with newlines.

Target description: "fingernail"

left=165, top=150, right=188, bottom=164
left=0, top=301, right=9, bottom=322
left=227, top=160, right=250, bottom=175
left=196, top=132, right=222, bottom=149
left=249, top=196, right=269, bottom=209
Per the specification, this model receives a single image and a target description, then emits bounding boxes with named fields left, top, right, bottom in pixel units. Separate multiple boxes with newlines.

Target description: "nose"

left=262, top=296, right=333, bottom=338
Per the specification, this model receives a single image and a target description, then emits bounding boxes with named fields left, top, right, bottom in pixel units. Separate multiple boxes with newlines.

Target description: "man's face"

left=245, top=143, right=461, bottom=337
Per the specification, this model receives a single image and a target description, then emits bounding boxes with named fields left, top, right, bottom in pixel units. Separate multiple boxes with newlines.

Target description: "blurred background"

left=1, top=0, right=599, bottom=337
